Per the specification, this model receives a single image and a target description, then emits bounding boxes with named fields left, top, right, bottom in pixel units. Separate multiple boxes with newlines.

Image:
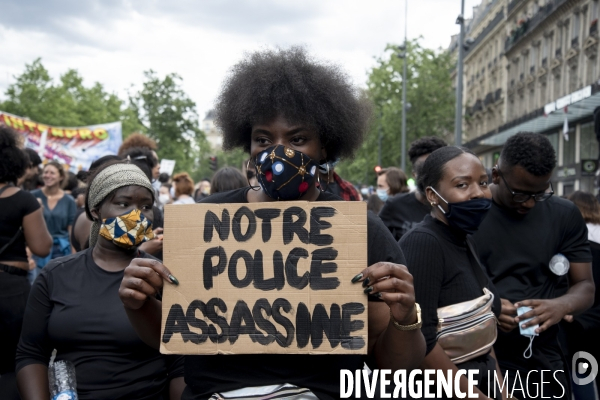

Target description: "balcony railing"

left=571, top=37, right=579, bottom=48
left=465, top=10, right=504, bottom=54
left=495, top=88, right=502, bottom=101
left=505, top=0, right=568, bottom=53
left=591, top=19, right=599, bottom=36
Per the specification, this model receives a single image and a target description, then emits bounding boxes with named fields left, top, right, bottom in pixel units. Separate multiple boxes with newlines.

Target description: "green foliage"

left=129, top=70, right=210, bottom=176
left=0, top=58, right=142, bottom=133
left=336, top=39, right=455, bottom=185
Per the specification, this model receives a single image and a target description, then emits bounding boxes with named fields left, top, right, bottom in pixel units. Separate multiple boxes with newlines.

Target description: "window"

left=547, top=132, right=559, bottom=155
left=563, top=128, right=577, bottom=166
left=580, top=122, right=599, bottom=160
left=573, top=13, right=580, bottom=40
left=542, top=36, right=548, bottom=60
left=530, top=45, right=537, bottom=71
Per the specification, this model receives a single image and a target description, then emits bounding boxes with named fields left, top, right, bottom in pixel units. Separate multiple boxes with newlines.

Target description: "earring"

left=246, top=159, right=260, bottom=191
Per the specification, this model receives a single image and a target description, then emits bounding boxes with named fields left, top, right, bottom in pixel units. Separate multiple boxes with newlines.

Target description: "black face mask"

left=254, top=145, right=318, bottom=200
left=429, top=187, right=492, bottom=234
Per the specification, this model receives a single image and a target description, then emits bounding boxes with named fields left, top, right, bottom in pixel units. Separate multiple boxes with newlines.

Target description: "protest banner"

left=159, top=159, right=176, bottom=176
left=160, top=201, right=368, bottom=355
left=0, top=111, right=122, bottom=171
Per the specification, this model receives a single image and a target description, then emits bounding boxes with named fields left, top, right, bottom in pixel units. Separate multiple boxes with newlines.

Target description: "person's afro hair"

left=0, top=125, right=29, bottom=184
left=500, top=132, right=556, bottom=176
left=408, top=136, right=448, bottom=165
left=215, top=46, right=372, bottom=162
left=118, top=133, right=157, bottom=156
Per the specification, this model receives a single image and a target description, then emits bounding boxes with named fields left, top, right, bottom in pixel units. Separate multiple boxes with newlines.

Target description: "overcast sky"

left=0, top=0, right=482, bottom=123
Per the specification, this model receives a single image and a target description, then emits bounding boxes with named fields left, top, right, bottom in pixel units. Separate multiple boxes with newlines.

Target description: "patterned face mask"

left=254, top=145, right=318, bottom=200
left=99, top=209, right=154, bottom=249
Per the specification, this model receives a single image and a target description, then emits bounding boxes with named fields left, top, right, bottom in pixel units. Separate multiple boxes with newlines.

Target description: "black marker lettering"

left=232, top=206, right=257, bottom=242
left=203, top=209, right=230, bottom=242
left=309, top=207, right=335, bottom=245
left=228, top=250, right=254, bottom=288
left=252, top=298, right=277, bottom=345
left=254, top=209, right=281, bottom=242
left=283, top=207, right=308, bottom=245
left=296, top=302, right=311, bottom=348
left=162, top=304, right=192, bottom=343
left=202, top=246, right=227, bottom=290
left=253, top=249, right=285, bottom=291
left=309, top=247, right=340, bottom=290
left=272, top=298, right=295, bottom=347
left=311, top=303, right=341, bottom=348
left=206, top=298, right=229, bottom=343
left=285, top=247, right=310, bottom=289
left=341, top=302, right=366, bottom=350
left=228, top=300, right=257, bottom=344
left=185, top=300, right=209, bottom=344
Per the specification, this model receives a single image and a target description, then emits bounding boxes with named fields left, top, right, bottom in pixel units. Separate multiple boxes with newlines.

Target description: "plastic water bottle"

left=48, top=360, right=78, bottom=400
left=549, top=254, right=570, bottom=276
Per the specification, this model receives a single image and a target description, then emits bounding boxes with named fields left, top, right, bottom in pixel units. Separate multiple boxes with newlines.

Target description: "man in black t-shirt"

left=379, top=136, right=446, bottom=241
left=472, top=132, right=594, bottom=400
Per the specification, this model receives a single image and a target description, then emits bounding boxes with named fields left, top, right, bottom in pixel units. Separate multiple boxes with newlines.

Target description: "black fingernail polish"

left=362, top=277, right=370, bottom=288
left=364, top=286, right=373, bottom=294
left=369, top=292, right=383, bottom=299
left=351, top=273, right=363, bottom=283
left=169, top=274, right=179, bottom=285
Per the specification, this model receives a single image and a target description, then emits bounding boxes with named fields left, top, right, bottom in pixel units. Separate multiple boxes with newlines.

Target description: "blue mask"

left=428, top=187, right=492, bottom=235
left=376, top=188, right=389, bottom=202
left=517, top=306, right=538, bottom=359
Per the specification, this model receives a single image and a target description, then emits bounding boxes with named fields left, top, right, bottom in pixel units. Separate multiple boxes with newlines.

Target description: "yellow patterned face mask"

left=99, top=209, right=154, bottom=249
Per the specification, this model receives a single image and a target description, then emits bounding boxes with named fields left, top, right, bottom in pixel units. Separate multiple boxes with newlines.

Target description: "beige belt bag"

left=436, top=288, right=498, bottom=364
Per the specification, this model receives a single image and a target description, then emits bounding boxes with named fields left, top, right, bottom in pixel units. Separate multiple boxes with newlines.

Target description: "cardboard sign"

left=160, top=201, right=368, bottom=355
left=159, top=159, right=176, bottom=176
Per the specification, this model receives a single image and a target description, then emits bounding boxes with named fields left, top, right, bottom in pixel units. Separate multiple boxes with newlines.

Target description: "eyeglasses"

left=497, top=169, right=554, bottom=203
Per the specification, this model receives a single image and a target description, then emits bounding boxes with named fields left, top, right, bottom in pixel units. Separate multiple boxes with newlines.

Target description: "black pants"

left=0, top=272, right=30, bottom=399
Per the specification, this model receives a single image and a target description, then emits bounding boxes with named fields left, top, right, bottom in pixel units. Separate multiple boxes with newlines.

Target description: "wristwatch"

left=390, top=303, right=422, bottom=331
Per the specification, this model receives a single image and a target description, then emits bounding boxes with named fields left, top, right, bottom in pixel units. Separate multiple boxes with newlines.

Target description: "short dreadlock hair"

left=500, top=132, right=556, bottom=176
left=215, top=46, right=372, bottom=161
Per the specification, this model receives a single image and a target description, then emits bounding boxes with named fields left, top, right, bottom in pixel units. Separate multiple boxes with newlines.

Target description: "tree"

left=0, top=58, right=142, bottom=134
left=336, top=39, right=455, bottom=185
left=129, top=71, right=210, bottom=176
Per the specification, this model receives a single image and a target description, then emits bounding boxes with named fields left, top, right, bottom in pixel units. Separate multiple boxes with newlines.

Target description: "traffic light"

left=374, top=165, right=382, bottom=173
left=209, top=156, right=218, bottom=171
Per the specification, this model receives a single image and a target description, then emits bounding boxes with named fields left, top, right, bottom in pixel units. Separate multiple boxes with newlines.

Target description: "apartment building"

left=455, top=0, right=600, bottom=195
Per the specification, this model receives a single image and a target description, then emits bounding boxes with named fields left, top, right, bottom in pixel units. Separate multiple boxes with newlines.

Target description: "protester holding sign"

left=119, top=47, right=425, bottom=400
left=16, top=161, right=184, bottom=400
left=400, top=146, right=505, bottom=399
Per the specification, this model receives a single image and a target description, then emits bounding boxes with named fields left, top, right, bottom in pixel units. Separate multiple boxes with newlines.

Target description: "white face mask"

left=159, top=194, right=170, bottom=204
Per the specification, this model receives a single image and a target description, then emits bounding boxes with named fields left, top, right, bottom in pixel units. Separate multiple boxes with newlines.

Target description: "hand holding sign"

left=119, top=258, right=178, bottom=310
left=355, top=262, right=417, bottom=325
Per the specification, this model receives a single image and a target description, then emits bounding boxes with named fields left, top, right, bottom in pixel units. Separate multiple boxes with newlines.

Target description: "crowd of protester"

left=0, top=46, right=599, bottom=400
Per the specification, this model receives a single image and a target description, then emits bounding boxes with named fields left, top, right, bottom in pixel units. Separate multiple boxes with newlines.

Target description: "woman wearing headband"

left=16, top=161, right=184, bottom=400
left=119, top=47, right=425, bottom=399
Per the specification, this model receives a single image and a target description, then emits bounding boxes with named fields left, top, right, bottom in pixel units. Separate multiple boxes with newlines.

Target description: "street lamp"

left=454, top=0, right=466, bottom=146
left=401, top=0, right=408, bottom=171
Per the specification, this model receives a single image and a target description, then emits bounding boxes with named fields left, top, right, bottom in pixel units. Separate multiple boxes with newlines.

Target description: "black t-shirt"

left=471, top=196, right=591, bottom=389
left=378, top=192, right=430, bottom=241
left=16, top=248, right=184, bottom=400
left=181, top=187, right=407, bottom=400
left=0, top=189, right=41, bottom=262
left=400, top=215, right=501, bottom=396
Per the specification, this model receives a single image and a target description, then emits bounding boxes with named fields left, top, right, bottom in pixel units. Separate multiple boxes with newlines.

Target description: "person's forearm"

left=422, top=344, right=490, bottom=399
left=561, top=280, right=595, bottom=315
left=373, top=320, right=426, bottom=371
left=17, top=364, right=50, bottom=400
left=124, top=296, right=163, bottom=349
left=169, top=377, right=186, bottom=400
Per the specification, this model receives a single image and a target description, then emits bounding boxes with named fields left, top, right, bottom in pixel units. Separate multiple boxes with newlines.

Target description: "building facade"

left=454, top=0, right=600, bottom=195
